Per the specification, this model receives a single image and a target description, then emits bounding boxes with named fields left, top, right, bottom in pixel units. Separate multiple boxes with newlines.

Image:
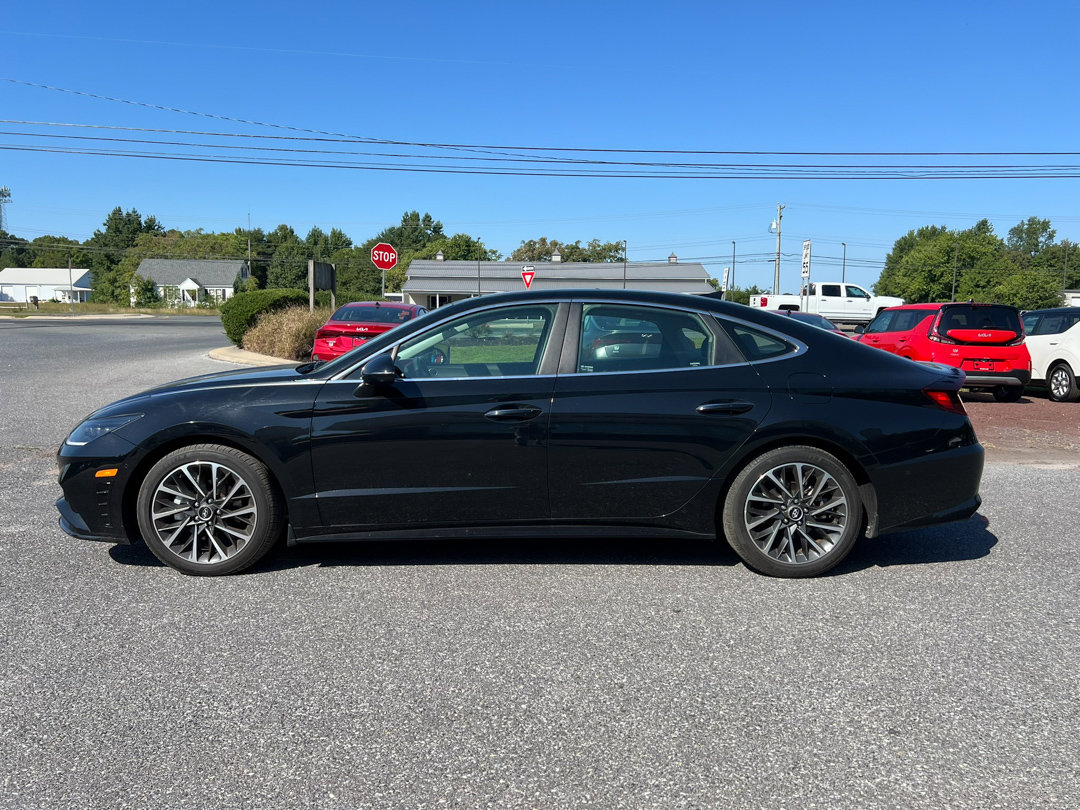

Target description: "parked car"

left=311, top=301, right=427, bottom=361
left=766, top=310, right=849, bottom=337
left=57, top=289, right=984, bottom=579
left=856, top=302, right=1031, bottom=401
left=1020, top=307, right=1080, bottom=401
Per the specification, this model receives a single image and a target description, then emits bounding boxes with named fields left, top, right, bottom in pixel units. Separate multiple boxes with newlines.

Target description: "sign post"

left=800, top=240, right=812, bottom=312
left=370, top=242, right=398, bottom=298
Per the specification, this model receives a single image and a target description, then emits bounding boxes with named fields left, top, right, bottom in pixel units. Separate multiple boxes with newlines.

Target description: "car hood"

left=84, top=364, right=309, bottom=420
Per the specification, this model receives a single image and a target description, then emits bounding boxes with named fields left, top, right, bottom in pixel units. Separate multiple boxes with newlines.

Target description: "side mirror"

left=360, top=354, right=399, bottom=387
left=853, top=324, right=866, bottom=335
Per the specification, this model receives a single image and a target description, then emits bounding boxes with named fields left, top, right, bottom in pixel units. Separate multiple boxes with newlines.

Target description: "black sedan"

left=57, top=290, right=984, bottom=578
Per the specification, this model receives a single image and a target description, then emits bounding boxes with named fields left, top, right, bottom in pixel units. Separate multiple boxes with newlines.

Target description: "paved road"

left=1, top=317, right=1077, bottom=809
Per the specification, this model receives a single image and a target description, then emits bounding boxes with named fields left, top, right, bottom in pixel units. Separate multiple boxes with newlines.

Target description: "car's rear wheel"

left=722, top=446, right=864, bottom=578
left=1047, top=363, right=1080, bottom=402
left=992, top=385, right=1023, bottom=403
left=136, top=444, right=284, bottom=576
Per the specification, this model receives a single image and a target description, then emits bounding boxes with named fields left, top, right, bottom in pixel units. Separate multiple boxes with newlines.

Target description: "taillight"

left=924, top=389, right=967, bottom=415
left=759, top=296, right=768, bottom=308
left=316, top=328, right=340, bottom=340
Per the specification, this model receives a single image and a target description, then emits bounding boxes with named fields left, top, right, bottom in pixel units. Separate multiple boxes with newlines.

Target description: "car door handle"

left=484, top=405, right=542, bottom=422
left=697, top=401, right=754, bottom=415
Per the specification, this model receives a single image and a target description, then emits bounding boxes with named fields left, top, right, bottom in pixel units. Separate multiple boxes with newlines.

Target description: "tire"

left=722, top=446, right=864, bottom=578
left=136, top=444, right=284, bottom=576
left=992, top=385, right=1023, bottom=403
left=1047, top=363, right=1080, bottom=402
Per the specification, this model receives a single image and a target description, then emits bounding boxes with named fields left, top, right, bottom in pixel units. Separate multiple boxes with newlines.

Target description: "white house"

left=0, top=267, right=92, bottom=304
left=134, top=259, right=249, bottom=307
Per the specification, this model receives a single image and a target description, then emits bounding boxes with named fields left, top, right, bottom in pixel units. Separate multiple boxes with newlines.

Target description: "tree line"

left=874, top=217, right=1078, bottom=309
left=2, top=207, right=1075, bottom=309
left=0, top=207, right=626, bottom=306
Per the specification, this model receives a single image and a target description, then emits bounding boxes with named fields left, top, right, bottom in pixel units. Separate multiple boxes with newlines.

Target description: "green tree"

left=0, top=230, right=31, bottom=268
left=87, top=207, right=165, bottom=304
left=29, top=235, right=90, bottom=268
left=1006, top=217, right=1055, bottom=258
left=265, top=225, right=308, bottom=290
left=510, top=237, right=625, bottom=262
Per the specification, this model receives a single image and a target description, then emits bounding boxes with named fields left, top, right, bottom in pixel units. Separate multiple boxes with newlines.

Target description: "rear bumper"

left=962, top=370, right=1031, bottom=388
left=869, top=442, right=985, bottom=536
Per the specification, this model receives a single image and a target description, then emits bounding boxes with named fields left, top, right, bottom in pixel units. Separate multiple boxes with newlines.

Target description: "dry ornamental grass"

left=242, top=306, right=331, bottom=361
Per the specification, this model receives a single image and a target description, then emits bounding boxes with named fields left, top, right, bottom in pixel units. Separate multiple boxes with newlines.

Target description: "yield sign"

left=521, top=266, right=535, bottom=289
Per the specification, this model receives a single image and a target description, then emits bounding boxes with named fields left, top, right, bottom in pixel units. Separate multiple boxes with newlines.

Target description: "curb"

left=208, top=346, right=293, bottom=367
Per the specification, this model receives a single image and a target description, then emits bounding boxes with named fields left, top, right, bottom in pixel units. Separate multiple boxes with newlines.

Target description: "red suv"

left=857, top=302, right=1031, bottom=401
left=312, top=302, right=427, bottom=361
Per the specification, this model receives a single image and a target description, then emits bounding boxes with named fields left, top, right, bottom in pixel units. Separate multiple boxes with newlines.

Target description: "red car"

left=856, top=302, right=1031, bottom=401
left=312, top=302, right=427, bottom=361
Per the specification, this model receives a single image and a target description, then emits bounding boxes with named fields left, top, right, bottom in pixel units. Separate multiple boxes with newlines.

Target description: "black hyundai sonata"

left=57, top=289, right=984, bottom=578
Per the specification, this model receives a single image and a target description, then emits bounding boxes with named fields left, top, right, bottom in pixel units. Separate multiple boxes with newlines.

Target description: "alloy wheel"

left=742, top=462, right=848, bottom=565
left=149, top=461, right=259, bottom=565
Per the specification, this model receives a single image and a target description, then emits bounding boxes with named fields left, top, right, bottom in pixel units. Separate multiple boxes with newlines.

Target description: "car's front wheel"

left=136, top=444, right=284, bottom=575
left=1047, top=363, right=1080, bottom=402
left=722, top=446, right=864, bottom=578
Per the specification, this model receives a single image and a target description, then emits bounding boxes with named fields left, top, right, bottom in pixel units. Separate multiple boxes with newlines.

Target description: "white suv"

left=1021, top=307, right=1080, bottom=401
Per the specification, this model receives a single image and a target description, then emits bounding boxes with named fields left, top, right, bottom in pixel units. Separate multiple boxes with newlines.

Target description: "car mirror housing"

left=854, top=324, right=865, bottom=334
left=360, top=354, right=399, bottom=387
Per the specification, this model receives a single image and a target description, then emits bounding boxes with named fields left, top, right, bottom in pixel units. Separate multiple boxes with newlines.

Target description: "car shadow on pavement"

left=834, top=513, right=997, bottom=573
left=108, top=514, right=997, bottom=575
left=109, top=535, right=740, bottom=571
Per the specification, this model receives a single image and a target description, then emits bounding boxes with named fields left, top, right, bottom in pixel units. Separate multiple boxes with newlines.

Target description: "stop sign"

left=370, top=242, right=398, bottom=271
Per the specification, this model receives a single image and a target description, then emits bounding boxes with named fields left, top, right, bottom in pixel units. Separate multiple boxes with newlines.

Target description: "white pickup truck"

left=748, top=282, right=903, bottom=325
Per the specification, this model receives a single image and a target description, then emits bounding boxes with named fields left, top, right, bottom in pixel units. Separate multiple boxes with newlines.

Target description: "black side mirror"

left=360, top=354, right=399, bottom=387
left=854, top=324, right=865, bottom=334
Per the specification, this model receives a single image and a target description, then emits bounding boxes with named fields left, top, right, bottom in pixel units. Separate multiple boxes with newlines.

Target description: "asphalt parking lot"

left=1, top=315, right=1078, bottom=809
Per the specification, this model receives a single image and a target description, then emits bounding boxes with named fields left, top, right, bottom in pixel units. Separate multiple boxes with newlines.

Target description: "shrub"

left=220, top=289, right=307, bottom=346
left=242, top=306, right=331, bottom=361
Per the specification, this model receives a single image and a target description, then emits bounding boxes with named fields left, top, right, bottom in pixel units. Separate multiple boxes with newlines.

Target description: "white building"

left=0, top=267, right=92, bottom=304
left=401, top=253, right=714, bottom=309
left=134, top=259, right=249, bottom=307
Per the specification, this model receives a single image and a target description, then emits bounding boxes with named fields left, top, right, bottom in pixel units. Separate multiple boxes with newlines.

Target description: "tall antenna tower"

left=0, top=187, right=10, bottom=232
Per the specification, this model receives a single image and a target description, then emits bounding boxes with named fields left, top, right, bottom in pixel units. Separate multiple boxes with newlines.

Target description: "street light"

left=768, top=203, right=784, bottom=294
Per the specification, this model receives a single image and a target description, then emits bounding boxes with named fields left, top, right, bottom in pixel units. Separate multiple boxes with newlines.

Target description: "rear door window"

left=935, top=305, right=1022, bottom=343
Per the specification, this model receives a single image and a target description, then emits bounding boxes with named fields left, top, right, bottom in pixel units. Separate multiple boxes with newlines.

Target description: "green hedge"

left=220, top=289, right=308, bottom=347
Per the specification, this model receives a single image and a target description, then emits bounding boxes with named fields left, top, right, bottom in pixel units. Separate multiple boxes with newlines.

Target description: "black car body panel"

left=57, top=289, right=984, bottom=567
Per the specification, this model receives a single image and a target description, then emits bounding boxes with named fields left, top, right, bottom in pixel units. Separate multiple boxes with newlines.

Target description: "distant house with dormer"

left=133, top=259, right=249, bottom=307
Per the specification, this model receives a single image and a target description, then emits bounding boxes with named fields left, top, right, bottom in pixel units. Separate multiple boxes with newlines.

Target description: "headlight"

left=65, top=414, right=144, bottom=447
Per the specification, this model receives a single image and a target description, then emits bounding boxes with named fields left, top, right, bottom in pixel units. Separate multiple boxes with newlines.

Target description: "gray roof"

left=135, top=259, right=248, bottom=288
left=403, top=260, right=715, bottom=295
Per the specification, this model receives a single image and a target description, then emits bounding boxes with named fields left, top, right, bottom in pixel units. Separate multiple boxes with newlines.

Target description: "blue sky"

left=4, top=0, right=1080, bottom=290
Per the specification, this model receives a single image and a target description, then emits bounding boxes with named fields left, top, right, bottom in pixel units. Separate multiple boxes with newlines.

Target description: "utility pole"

left=731, top=241, right=736, bottom=289
left=68, top=252, right=74, bottom=315
left=770, top=203, right=785, bottom=294
left=841, top=242, right=847, bottom=284
left=1065, top=242, right=1070, bottom=294
left=951, top=238, right=959, bottom=301
left=623, top=240, right=628, bottom=289
left=477, top=240, right=482, bottom=296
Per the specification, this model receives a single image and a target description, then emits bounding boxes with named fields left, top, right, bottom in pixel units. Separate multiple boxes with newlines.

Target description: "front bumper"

left=56, top=442, right=139, bottom=544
